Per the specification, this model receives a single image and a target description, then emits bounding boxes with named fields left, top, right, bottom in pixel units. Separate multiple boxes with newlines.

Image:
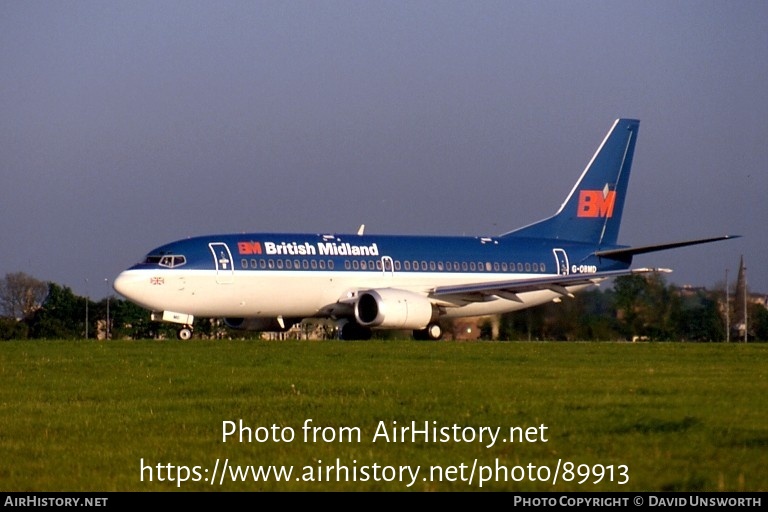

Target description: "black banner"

left=1, top=492, right=765, bottom=508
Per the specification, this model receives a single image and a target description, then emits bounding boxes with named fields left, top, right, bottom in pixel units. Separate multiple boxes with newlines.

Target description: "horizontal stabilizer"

left=595, top=235, right=740, bottom=263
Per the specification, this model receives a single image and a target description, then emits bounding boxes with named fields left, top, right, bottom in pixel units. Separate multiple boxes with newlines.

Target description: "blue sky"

left=1, top=1, right=766, bottom=298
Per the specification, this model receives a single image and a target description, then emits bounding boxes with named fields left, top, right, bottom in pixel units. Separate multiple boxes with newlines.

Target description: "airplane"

left=113, top=118, right=738, bottom=341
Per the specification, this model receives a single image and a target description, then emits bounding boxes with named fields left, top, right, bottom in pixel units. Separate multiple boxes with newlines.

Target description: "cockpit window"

left=145, top=254, right=187, bottom=268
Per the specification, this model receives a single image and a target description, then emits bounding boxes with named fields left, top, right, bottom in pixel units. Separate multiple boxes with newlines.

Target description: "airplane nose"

left=113, top=270, right=161, bottom=312
left=112, top=271, right=136, bottom=299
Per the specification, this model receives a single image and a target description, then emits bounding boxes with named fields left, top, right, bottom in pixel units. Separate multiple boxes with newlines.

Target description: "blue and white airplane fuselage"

left=113, top=119, right=737, bottom=340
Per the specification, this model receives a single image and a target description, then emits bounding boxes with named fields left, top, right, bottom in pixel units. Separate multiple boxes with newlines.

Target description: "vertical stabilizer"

left=502, top=118, right=639, bottom=246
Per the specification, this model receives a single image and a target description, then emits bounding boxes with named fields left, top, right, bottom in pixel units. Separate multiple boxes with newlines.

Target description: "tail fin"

left=502, top=118, right=639, bottom=247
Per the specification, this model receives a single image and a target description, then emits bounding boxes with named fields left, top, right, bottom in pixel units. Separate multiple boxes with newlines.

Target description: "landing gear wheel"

left=414, top=322, right=442, bottom=341
left=178, top=327, right=193, bottom=340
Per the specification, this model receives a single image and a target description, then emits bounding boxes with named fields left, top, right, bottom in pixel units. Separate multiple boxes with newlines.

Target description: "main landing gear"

left=338, top=321, right=443, bottom=341
left=413, top=322, right=443, bottom=341
left=177, top=326, right=193, bottom=340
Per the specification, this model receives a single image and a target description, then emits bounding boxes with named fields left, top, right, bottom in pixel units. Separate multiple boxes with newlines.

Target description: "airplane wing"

left=429, top=268, right=670, bottom=306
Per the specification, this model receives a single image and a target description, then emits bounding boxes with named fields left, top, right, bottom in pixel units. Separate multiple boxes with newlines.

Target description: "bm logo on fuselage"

left=577, top=189, right=616, bottom=218
left=238, top=241, right=263, bottom=254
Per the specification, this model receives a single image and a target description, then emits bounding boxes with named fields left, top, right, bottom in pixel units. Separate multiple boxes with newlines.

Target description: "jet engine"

left=354, top=289, right=437, bottom=329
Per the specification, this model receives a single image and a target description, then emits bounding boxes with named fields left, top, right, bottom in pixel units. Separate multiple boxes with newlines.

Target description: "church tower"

left=732, top=255, right=748, bottom=342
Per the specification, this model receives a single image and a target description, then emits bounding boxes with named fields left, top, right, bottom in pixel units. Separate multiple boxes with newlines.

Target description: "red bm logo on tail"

left=577, top=190, right=616, bottom=218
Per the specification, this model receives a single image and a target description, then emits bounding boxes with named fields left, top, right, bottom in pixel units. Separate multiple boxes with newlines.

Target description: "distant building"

left=731, top=256, right=748, bottom=341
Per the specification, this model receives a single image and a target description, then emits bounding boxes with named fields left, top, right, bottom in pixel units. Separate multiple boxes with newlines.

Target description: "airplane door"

left=553, top=248, right=569, bottom=276
left=209, top=242, right=235, bottom=284
left=381, top=256, right=395, bottom=277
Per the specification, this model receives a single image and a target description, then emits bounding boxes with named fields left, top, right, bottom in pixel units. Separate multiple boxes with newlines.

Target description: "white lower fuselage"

left=113, top=267, right=586, bottom=320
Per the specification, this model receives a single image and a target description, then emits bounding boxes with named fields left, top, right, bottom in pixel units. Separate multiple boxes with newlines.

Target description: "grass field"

left=0, top=339, right=766, bottom=492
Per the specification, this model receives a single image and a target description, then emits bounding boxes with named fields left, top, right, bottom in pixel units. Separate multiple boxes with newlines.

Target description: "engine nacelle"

left=354, top=289, right=437, bottom=329
left=224, top=317, right=300, bottom=332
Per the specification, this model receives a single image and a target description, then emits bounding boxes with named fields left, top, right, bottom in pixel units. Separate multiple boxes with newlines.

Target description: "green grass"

left=0, top=339, right=766, bottom=491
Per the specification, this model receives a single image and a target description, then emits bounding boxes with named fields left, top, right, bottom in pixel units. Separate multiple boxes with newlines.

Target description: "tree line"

left=0, top=272, right=172, bottom=340
left=479, top=273, right=767, bottom=342
left=1, top=271, right=766, bottom=341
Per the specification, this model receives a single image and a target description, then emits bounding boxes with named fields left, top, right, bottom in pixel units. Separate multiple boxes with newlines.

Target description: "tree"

left=0, top=317, right=28, bottom=340
left=750, top=304, right=768, bottom=341
left=613, top=272, right=678, bottom=340
left=613, top=274, right=648, bottom=339
left=673, top=293, right=724, bottom=341
left=642, top=273, right=679, bottom=340
left=26, top=283, right=85, bottom=339
left=569, top=288, right=621, bottom=341
left=0, top=272, right=48, bottom=319
left=496, top=306, right=546, bottom=341
left=108, top=298, right=177, bottom=339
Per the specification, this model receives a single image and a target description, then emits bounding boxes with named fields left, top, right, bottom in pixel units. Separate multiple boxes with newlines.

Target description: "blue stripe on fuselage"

left=127, top=233, right=625, bottom=275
